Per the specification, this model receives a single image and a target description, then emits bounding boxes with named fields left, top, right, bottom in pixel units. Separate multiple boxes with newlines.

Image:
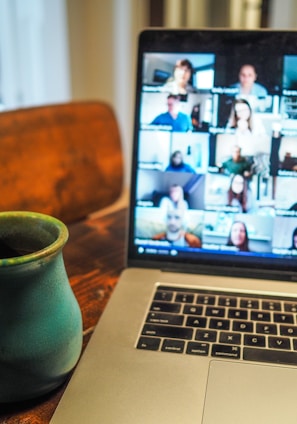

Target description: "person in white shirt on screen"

left=227, top=98, right=267, bottom=138
left=159, top=184, right=189, bottom=212
left=162, top=59, right=197, bottom=95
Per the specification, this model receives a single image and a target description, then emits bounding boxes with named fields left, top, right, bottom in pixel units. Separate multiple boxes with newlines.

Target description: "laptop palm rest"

left=202, top=360, right=297, bottom=423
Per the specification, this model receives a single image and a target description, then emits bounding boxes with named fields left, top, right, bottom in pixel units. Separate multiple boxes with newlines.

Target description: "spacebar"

left=244, top=347, right=297, bottom=366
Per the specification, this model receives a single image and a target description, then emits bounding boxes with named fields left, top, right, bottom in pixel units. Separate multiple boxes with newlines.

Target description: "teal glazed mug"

left=0, top=211, right=83, bottom=403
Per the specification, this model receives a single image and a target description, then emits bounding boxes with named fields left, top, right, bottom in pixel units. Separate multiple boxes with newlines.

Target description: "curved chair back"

left=0, top=101, right=124, bottom=223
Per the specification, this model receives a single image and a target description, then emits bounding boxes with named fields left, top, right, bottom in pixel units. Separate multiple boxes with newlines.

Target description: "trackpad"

left=202, top=360, right=297, bottom=424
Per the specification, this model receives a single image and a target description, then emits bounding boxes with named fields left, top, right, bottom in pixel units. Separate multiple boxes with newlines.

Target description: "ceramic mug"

left=0, top=211, right=83, bottom=403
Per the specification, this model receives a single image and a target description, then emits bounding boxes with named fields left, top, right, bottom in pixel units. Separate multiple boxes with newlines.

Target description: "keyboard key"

left=196, top=330, right=217, bottom=342
left=154, top=290, right=173, bottom=302
left=280, top=325, right=297, bottom=337
left=285, top=302, right=297, bottom=313
left=186, top=316, right=207, bottom=328
left=146, top=312, right=184, bottom=326
left=142, top=324, right=193, bottom=340
left=228, top=308, right=248, bottom=320
left=150, top=301, right=181, bottom=313
left=219, top=332, right=241, bottom=345
left=183, top=305, right=203, bottom=315
left=250, top=311, right=271, bottom=322
left=211, top=344, right=241, bottom=359
left=161, top=339, right=185, bottom=354
left=268, top=336, right=291, bottom=350
left=256, top=323, right=277, bottom=335
left=218, top=296, right=237, bottom=307
left=206, top=307, right=225, bottom=317
left=244, top=334, right=266, bottom=347
left=186, top=341, right=209, bottom=356
left=209, top=318, right=230, bottom=330
left=137, top=336, right=161, bottom=351
left=243, top=347, right=297, bottom=365
left=240, top=299, right=259, bottom=309
left=175, top=293, right=194, bottom=303
left=262, top=301, right=281, bottom=311
left=273, top=313, right=294, bottom=324
left=233, top=321, right=253, bottom=332
left=197, top=295, right=215, bottom=305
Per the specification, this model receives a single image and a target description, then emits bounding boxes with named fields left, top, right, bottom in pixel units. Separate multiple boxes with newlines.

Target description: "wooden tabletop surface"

left=0, top=207, right=127, bottom=423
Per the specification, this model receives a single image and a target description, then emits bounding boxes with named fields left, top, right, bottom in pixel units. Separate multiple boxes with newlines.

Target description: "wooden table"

left=0, top=207, right=127, bottom=423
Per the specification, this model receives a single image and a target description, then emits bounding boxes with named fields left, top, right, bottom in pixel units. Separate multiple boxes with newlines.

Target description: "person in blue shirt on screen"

left=231, top=64, right=267, bottom=97
left=151, top=94, right=192, bottom=132
left=165, top=150, right=196, bottom=173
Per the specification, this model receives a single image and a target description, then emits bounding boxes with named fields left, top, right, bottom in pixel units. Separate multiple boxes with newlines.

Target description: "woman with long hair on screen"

left=226, top=221, right=250, bottom=252
left=227, top=174, right=248, bottom=213
left=227, top=98, right=253, bottom=134
left=227, top=98, right=267, bottom=138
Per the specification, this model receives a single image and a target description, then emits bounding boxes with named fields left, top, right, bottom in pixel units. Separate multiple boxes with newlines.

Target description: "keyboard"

left=136, top=286, right=297, bottom=366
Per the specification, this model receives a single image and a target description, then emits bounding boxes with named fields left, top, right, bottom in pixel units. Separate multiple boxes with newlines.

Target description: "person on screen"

left=162, top=59, right=197, bottom=95
left=289, top=228, right=297, bottom=250
left=152, top=208, right=201, bottom=248
left=165, top=150, right=196, bottom=173
left=190, top=103, right=209, bottom=131
left=231, top=64, right=267, bottom=97
left=227, top=98, right=266, bottom=136
left=159, top=184, right=189, bottom=211
left=226, top=221, right=250, bottom=252
left=227, top=174, right=248, bottom=213
left=221, top=145, right=251, bottom=177
left=151, top=94, right=192, bottom=132
left=191, top=103, right=202, bottom=130
left=227, top=98, right=252, bottom=133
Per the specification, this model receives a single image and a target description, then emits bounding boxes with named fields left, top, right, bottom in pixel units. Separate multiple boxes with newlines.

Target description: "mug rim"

left=0, top=211, right=69, bottom=267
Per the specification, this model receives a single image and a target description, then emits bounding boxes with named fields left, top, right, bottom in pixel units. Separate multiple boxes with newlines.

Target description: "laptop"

left=50, top=29, right=297, bottom=423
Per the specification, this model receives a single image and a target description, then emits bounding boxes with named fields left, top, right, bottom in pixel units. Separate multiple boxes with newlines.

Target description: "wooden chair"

left=0, top=101, right=124, bottom=223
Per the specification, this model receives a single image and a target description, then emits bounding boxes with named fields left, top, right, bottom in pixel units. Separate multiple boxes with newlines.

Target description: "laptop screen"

left=128, top=29, right=297, bottom=279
